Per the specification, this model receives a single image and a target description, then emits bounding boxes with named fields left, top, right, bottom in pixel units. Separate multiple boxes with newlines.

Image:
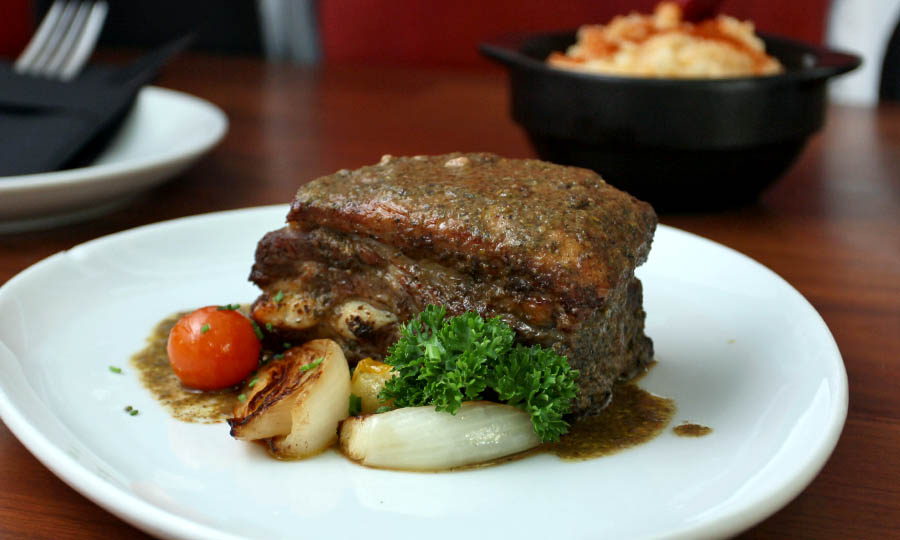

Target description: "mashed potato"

left=547, top=2, right=783, bottom=78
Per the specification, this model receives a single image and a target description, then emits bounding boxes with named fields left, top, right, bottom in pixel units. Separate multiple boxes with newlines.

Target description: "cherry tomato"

left=166, top=306, right=261, bottom=390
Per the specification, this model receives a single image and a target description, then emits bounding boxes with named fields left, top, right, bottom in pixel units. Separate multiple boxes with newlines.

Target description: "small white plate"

left=0, top=207, right=846, bottom=540
left=0, top=86, right=227, bottom=233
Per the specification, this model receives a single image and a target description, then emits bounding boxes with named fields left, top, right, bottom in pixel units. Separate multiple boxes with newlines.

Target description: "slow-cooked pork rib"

left=250, top=153, right=656, bottom=416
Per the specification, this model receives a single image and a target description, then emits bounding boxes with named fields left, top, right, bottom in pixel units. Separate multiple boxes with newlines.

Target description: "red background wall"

left=320, top=0, right=830, bottom=68
left=0, top=0, right=31, bottom=57
left=1, top=1, right=829, bottom=65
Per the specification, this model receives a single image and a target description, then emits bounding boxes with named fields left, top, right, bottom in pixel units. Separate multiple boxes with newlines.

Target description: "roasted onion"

left=229, top=339, right=351, bottom=459
left=339, top=401, right=541, bottom=470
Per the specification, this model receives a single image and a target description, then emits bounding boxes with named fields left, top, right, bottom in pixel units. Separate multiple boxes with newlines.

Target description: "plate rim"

left=641, top=225, right=848, bottom=539
left=0, top=206, right=848, bottom=540
left=0, top=85, right=228, bottom=193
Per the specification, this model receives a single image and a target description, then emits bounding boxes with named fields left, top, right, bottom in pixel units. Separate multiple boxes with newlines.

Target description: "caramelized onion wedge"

left=229, top=339, right=351, bottom=459
left=339, top=401, right=541, bottom=470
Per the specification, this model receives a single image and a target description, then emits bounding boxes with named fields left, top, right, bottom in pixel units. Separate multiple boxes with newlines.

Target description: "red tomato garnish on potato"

left=166, top=306, right=261, bottom=390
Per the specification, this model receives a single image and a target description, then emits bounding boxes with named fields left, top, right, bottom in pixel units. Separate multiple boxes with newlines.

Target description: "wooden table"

left=1, top=54, right=898, bottom=539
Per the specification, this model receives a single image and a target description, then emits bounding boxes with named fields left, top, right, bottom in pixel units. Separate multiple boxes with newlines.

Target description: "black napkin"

left=0, top=36, right=190, bottom=176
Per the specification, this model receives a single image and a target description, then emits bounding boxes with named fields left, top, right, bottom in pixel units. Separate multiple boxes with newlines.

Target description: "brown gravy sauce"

left=673, top=422, right=713, bottom=437
left=133, top=313, right=680, bottom=464
left=130, top=313, right=241, bottom=423
left=549, top=382, right=675, bottom=460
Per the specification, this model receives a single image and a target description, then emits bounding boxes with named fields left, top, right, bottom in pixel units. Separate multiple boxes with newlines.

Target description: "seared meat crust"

left=287, top=153, right=655, bottom=308
left=250, top=153, right=657, bottom=416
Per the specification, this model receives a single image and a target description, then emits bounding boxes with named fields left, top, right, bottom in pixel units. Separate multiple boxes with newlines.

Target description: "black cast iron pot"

left=480, top=32, right=860, bottom=211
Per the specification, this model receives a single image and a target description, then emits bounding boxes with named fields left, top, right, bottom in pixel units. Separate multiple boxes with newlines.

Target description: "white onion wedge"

left=229, top=339, right=351, bottom=459
left=339, top=401, right=541, bottom=470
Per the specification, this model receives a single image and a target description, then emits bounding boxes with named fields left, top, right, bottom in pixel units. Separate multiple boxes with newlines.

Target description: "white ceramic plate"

left=0, top=86, right=227, bottom=233
left=0, top=206, right=846, bottom=540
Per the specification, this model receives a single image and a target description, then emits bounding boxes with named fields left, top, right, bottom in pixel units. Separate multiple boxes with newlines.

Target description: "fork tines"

left=14, top=1, right=109, bottom=81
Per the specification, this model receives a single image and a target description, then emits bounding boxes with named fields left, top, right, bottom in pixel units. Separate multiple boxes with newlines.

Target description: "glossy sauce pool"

left=133, top=313, right=679, bottom=463
left=131, top=313, right=241, bottom=423
left=549, top=382, right=674, bottom=460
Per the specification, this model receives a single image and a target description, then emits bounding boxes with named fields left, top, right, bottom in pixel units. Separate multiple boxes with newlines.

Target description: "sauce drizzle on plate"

left=132, top=312, right=678, bottom=463
left=131, top=313, right=240, bottom=423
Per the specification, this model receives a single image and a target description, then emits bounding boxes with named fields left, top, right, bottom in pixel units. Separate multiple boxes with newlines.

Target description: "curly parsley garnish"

left=378, top=305, right=579, bottom=442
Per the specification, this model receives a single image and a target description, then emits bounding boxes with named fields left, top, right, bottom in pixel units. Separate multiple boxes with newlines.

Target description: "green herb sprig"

left=299, top=357, right=324, bottom=372
left=378, top=305, right=579, bottom=442
left=349, top=393, right=362, bottom=416
left=250, top=321, right=265, bottom=340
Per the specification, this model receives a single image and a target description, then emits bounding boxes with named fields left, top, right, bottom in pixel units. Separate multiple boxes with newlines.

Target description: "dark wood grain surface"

left=1, top=54, right=898, bottom=539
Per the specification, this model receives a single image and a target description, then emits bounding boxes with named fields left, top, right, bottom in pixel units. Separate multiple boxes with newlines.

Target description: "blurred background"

left=0, top=0, right=897, bottom=104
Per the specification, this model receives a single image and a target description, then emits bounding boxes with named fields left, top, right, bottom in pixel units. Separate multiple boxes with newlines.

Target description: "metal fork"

left=14, top=1, right=109, bottom=81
